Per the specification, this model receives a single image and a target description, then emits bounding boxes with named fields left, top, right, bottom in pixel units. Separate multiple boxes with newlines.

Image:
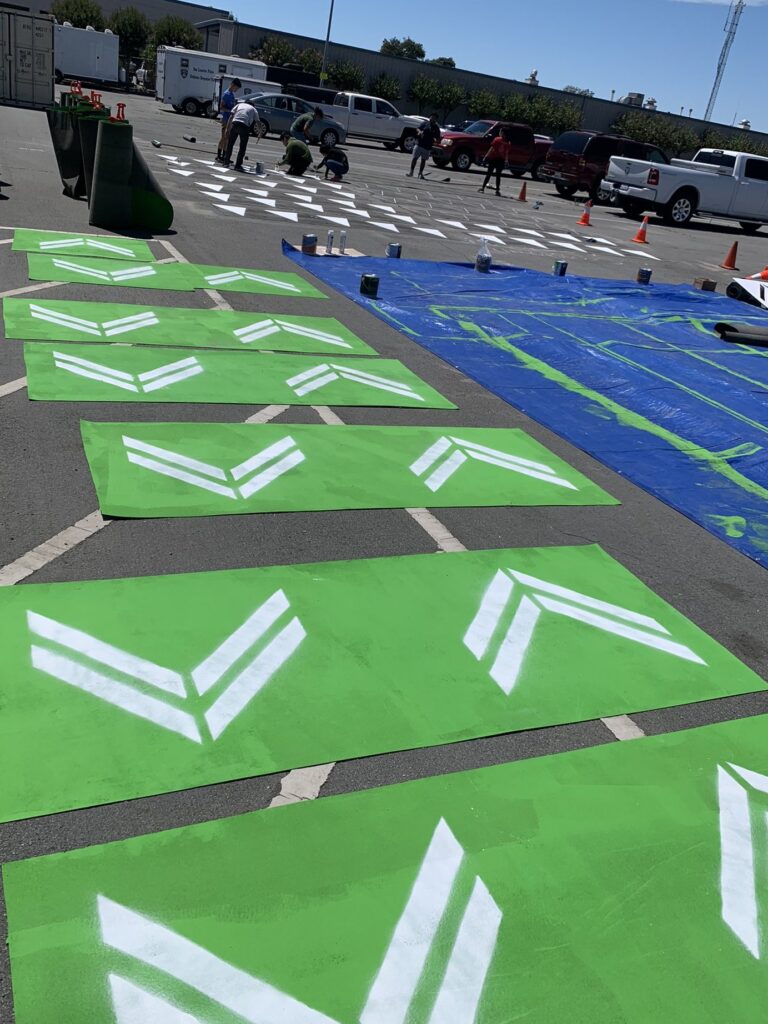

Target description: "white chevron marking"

left=38, top=237, right=137, bottom=257
left=285, top=363, right=423, bottom=400
left=52, top=352, right=202, bottom=393
left=232, top=318, right=352, bottom=348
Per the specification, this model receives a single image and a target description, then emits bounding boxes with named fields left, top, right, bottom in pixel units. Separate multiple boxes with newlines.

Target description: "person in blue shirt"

left=216, top=78, right=241, bottom=163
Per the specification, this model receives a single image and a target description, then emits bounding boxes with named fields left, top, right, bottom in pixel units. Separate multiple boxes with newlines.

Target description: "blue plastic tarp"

left=287, top=243, right=768, bottom=568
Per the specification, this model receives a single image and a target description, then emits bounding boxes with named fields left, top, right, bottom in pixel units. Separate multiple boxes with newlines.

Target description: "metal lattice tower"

left=704, top=0, right=746, bottom=121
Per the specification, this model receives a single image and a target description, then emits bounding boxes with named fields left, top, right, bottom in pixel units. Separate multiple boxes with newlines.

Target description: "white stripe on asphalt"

left=601, top=715, right=647, bottom=740
left=0, top=377, right=27, bottom=398
left=268, top=763, right=335, bottom=808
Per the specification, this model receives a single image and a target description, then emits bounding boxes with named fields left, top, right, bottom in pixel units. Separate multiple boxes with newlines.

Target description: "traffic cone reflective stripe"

left=720, top=242, right=739, bottom=271
left=632, top=216, right=650, bottom=244
left=748, top=265, right=768, bottom=280
left=577, top=201, right=592, bottom=227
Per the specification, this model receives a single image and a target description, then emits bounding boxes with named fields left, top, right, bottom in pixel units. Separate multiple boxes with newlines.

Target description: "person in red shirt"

left=478, top=129, right=510, bottom=196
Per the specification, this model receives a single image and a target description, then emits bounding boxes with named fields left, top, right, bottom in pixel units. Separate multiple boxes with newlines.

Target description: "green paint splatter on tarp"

left=710, top=515, right=747, bottom=538
left=3, top=298, right=376, bottom=354
left=26, top=254, right=196, bottom=291
left=11, top=228, right=155, bottom=262
left=6, top=713, right=768, bottom=1022
left=81, top=422, right=618, bottom=517
left=25, top=343, right=456, bottom=409
left=24, top=255, right=326, bottom=296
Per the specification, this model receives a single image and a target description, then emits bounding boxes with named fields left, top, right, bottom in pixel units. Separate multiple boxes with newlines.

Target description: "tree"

left=501, top=93, right=582, bottom=135
left=327, top=60, right=365, bottom=92
left=430, top=56, right=456, bottom=68
left=50, top=0, right=104, bottom=30
left=434, top=81, right=465, bottom=121
left=254, top=34, right=297, bottom=66
left=612, top=111, right=699, bottom=156
left=368, top=73, right=401, bottom=103
left=149, top=15, right=201, bottom=50
left=296, top=48, right=323, bottom=75
left=408, top=74, right=441, bottom=113
left=107, top=7, right=150, bottom=58
left=380, top=36, right=426, bottom=60
left=563, top=85, right=594, bottom=97
left=467, top=89, right=503, bottom=119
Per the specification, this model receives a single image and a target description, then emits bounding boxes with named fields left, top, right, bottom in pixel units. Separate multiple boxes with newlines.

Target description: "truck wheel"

left=400, top=132, right=417, bottom=153
left=383, top=141, right=397, bottom=151
left=554, top=181, right=578, bottom=198
left=320, top=128, right=339, bottom=147
left=619, top=199, right=646, bottom=219
left=590, top=180, right=614, bottom=205
left=740, top=222, right=762, bottom=235
left=662, top=189, right=696, bottom=226
left=432, top=157, right=449, bottom=169
left=451, top=150, right=473, bottom=172
left=530, top=160, right=543, bottom=181
left=202, top=101, right=213, bottom=118
left=181, top=98, right=200, bottom=117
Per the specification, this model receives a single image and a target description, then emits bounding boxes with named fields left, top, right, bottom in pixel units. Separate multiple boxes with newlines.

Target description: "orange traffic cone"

left=577, top=201, right=592, bottom=227
left=632, top=216, right=650, bottom=244
left=720, top=242, right=739, bottom=271
left=748, top=266, right=768, bottom=280
left=516, top=181, right=527, bottom=203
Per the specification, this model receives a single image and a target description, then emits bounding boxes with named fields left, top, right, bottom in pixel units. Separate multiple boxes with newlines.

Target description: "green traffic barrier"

left=89, top=120, right=173, bottom=232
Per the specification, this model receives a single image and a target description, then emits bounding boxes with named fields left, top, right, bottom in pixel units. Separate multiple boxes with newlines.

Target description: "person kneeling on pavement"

left=278, top=132, right=313, bottom=176
left=223, top=100, right=259, bottom=171
left=315, top=143, right=349, bottom=182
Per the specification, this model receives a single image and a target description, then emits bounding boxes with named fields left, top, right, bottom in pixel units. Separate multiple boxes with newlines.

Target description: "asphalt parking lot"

left=2, top=90, right=768, bottom=1019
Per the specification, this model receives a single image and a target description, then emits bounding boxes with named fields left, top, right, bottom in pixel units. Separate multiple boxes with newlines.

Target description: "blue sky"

left=226, top=0, right=768, bottom=131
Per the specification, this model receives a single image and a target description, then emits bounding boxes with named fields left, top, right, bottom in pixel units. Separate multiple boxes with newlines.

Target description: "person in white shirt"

left=223, top=101, right=259, bottom=171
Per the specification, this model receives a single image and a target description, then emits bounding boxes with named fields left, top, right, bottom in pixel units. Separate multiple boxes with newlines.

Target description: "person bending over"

left=316, top=143, right=349, bottom=181
left=291, top=106, right=324, bottom=142
left=223, top=100, right=259, bottom=171
left=278, top=132, right=313, bottom=176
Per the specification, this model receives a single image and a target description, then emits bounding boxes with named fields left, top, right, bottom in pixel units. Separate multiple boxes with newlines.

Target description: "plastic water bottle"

left=326, top=229, right=334, bottom=254
left=339, top=230, right=348, bottom=255
left=475, top=237, right=492, bottom=274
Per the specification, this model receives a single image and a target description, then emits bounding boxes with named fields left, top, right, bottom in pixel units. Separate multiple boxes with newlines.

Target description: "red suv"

left=431, top=120, right=552, bottom=178
left=541, top=131, right=670, bottom=203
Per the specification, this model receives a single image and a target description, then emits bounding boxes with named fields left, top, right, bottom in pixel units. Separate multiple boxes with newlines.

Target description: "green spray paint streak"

left=455, top=318, right=768, bottom=504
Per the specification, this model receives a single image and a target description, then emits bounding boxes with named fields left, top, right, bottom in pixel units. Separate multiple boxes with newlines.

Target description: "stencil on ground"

left=12, top=228, right=155, bottom=262
left=26, top=254, right=195, bottom=291
left=7, top=715, right=768, bottom=1023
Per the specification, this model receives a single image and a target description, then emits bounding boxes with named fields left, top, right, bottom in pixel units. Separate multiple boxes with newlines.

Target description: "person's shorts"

left=413, top=145, right=432, bottom=160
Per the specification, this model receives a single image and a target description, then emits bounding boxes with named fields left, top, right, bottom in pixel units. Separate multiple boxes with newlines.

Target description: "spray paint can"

left=360, top=273, right=380, bottom=298
left=553, top=260, right=568, bottom=277
left=339, top=230, right=348, bottom=255
left=386, top=242, right=402, bottom=258
left=326, top=230, right=334, bottom=254
left=637, top=267, right=653, bottom=285
left=301, top=233, right=317, bottom=256
left=254, top=161, right=265, bottom=176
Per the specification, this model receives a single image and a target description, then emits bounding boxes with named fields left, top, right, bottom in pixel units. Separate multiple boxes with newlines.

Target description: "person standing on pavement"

left=222, top=100, right=259, bottom=171
left=278, top=132, right=313, bottom=176
left=315, top=143, right=349, bottom=181
left=291, top=106, right=324, bottom=142
left=407, top=113, right=441, bottom=179
left=216, top=77, right=241, bottom=163
left=479, top=127, right=510, bottom=196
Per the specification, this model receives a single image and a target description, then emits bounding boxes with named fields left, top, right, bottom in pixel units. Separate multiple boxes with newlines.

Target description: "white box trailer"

left=211, top=75, right=282, bottom=114
left=156, top=46, right=269, bottom=117
left=0, top=10, right=53, bottom=109
left=53, top=23, right=119, bottom=84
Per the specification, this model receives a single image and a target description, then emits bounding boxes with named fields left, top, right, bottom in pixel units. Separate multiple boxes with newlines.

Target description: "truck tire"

left=662, top=188, right=696, bottom=226
left=554, top=181, right=578, bottom=198
left=181, top=98, right=200, bottom=117
left=451, top=150, right=473, bottom=172
left=530, top=160, right=543, bottom=181
left=399, top=131, right=418, bottom=153
left=619, top=198, right=646, bottom=219
left=432, top=157, right=449, bottom=169
left=590, top=180, right=614, bottom=205
left=202, top=101, right=213, bottom=118
left=740, top=222, right=762, bottom=235
left=319, top=127, right=339, bottom=147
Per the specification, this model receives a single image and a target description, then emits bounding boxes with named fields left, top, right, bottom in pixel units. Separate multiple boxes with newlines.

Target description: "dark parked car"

left=431, top=120, right=551, bottom=178
left=540, top=131, right=670, bottom=203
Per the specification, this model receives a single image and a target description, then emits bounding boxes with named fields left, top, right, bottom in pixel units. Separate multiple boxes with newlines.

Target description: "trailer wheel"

left=181, top=97, right=200, bottom=117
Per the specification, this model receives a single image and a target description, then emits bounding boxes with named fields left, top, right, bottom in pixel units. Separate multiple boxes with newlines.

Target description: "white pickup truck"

left=603, top=148, right=768, bottom=232
left=325, top=92, right=425, bottom=152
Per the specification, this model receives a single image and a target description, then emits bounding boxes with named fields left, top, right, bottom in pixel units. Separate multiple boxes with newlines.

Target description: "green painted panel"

left=0, top=546, right=758, bottom=823
left=27, top=254, right=196, bottom=291
left=25, top=343, right=456, bottom=408
left=6, top=714, right=768, bottom=1022
left=3, top=299, right=377, bottom=354
left=192, top=263, right=327, bottom=297
left=12, top=228, right=155, bottom=261
left=81, top=422, right=619, bottom=517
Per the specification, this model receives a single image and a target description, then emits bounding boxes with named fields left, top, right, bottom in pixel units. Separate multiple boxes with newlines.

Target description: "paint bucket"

left=553, top=260, right=568, bottom=277
left=386, top=242, right=402, bottom=258
left=254, top=161, right=264, bottom=175
left=301, top=233, right=317, bottom=256
left=360, top=273, right=379, bottom=298
left=637, top=267, right=652, bottom=285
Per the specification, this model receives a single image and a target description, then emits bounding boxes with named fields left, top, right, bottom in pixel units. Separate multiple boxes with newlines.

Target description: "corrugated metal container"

left=0, top=10, right=54, bottom=109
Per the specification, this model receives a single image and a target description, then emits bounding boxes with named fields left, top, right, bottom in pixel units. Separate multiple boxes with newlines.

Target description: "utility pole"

left=704, top=0, right=746, bottom=122
left=320, top=0, right=336, bottom=83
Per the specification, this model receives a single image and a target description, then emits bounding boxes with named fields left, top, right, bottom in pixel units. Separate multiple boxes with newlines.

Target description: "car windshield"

left=461, top=121, right=494, bottom=134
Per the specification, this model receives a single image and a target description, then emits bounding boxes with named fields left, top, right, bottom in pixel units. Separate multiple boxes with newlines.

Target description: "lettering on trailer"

left=29, top=304, right=159, bottom=338
left=285, top=363, right=426, bottom=401
left=203, top=270, right=302, bottom=292
left=97, top=818, right=501, bottom=1022
left=52, top=351, right=203, bottom=393
left=48, top=259, right=158, bottom=283
left=718, top=762, right=768, bottom=958
left=27, top=592, right=306, bottom=742
left=38, top=237, right=139, bottom=257
left=410, top=435, right=578, bottom=493
left=233, top=318, right=353, bottom=348
left=464, top=568, right=707, bottom=693
left=122, top=435, right=306, bottom=498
